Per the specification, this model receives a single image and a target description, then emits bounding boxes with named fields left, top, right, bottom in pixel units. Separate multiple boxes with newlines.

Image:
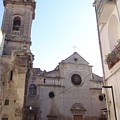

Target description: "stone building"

left=27, top=52, right=106, bottom=120
left=0, top=0, right=35, bottom=120
left=94, top=0, right=120, bottom=120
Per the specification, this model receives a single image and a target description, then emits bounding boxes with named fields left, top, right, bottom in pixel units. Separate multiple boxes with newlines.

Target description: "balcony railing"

left=105, top=41, right=120, bottom=69
left=95, top=0, right=116, bottom=24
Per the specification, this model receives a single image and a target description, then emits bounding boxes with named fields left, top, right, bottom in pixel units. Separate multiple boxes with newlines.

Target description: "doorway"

left=74, top=115, right=83, bottom=120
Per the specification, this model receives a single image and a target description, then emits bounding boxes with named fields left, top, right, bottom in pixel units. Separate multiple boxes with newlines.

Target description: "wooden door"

left=74, top=115, right=83, bottom=120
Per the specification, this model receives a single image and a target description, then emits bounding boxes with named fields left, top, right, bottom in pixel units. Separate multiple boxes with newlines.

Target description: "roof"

left=60, top=52, right=89, bottom=65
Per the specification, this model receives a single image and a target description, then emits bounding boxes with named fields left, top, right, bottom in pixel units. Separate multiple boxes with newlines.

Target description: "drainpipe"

left=103, top=86, right=117, bottom=120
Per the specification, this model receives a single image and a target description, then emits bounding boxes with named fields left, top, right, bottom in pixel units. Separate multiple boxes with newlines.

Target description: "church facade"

left=27, top=52, right=106, bottom=120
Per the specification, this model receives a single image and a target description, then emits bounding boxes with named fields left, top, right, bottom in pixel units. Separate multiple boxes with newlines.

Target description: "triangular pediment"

left=61, top=52, right=89, bottom=65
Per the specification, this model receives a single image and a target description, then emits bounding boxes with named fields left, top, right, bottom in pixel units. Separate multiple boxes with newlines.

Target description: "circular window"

left=49, top=92, right=55, bottom=98
left=71, top=74, right=82, bottom=86
left=74, top=58, right=78, bottom=62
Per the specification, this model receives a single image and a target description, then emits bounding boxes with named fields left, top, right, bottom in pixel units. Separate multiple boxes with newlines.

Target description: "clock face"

left=71, top=74, right=82, bottom=86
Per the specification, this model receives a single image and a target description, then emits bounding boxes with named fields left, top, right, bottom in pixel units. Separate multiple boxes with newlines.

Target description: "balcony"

left=96, top=0, right=116, bottom=24
left=105, top=41, right=120, bottom=69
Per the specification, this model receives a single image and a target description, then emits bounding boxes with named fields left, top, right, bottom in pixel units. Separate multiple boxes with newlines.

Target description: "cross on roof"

left=73, top=45, right=77, bottom=52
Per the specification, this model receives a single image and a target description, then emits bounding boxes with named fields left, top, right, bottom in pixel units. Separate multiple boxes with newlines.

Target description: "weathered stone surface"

left=0, top=0, right=35, bottom=119
left=26, top=52, right=106, bottom=120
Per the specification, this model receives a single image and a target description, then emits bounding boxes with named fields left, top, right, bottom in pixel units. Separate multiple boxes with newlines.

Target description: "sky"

left=0, top=0, right=103, bottom=76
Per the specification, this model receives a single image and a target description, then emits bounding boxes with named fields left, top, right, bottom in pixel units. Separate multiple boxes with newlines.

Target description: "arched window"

left=108, top=14, right=119, bottom=51
left=29, top=84, right=37, bottom=95
left=13, top=17, right=21, bottom=31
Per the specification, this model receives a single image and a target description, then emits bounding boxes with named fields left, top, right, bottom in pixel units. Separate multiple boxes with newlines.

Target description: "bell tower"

left=0, top=0, right=36, bottom=120
left=2, top=0, right=36, bottom=55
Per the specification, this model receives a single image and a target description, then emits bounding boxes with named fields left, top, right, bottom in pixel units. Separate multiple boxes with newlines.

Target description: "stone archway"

left=71, top=103, right=86, bottom=120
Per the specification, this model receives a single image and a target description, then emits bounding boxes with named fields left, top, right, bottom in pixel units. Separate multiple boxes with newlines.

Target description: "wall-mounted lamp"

left=29, top=106, right=32, bottom=111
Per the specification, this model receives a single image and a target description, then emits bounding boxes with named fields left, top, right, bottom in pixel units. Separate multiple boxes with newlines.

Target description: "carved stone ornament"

left=12, top=51, right=33, bottom=68
left=71, top=103, right=86, bottom=113
left=15, top=56, right=28, bottom=67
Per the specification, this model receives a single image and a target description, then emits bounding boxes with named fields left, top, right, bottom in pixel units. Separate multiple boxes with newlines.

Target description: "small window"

left=10, top=71, right=13, bottom=81
left=4, top=99, right=9, bottom=105
left=49, top=92, right=55, bottom=98
left=2, top=118, right=8, bottom=120
left=2, top=114, right=8, bottom=120
left=29, top=84, right=37, bottom=95
left=13, top=17, right=21, bottom=31
left=74, top=58, right=78, bottom=62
